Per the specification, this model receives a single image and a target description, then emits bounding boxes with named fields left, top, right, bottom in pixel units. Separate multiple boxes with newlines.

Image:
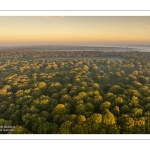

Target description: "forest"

left=0, top=47, right=150, bottom=134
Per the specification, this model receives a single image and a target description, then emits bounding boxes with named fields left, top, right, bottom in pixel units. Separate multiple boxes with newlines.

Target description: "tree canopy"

left=0, top=48, right=150, bottom=134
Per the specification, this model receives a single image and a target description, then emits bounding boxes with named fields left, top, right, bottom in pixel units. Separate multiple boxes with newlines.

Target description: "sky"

left=0, top=16, right=150, bottom=46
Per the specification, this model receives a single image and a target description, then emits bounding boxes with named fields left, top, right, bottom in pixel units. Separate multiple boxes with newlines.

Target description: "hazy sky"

left=0, top=16, right=150, bottom=45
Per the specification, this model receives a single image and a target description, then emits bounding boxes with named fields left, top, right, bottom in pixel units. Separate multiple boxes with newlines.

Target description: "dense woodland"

left=0, top=48, right=150, bottom=134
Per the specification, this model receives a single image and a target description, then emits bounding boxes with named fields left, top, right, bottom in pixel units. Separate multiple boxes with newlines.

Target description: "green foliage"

left=100, top=101, right=111, bottom=112
left=8, top=125, right=30, bottom=134
left=1, top=50, right=150, bottom=133
left=52, top=104, right=67, bottom=116
left=132, top=108, right=143, bottom=118
left=102, top=109, right=116, bottom=125
left=75, top=104, right=86, bottom=115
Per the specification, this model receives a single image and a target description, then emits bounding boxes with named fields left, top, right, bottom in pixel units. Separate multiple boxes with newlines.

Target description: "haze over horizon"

left=1, top=16, right=150, bottom=46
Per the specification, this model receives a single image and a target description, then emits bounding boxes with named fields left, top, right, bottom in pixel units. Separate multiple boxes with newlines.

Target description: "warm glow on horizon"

left=0, top=16, right=150, bottom=45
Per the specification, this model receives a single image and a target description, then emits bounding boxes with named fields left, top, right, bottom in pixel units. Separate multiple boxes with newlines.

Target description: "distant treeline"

left=0, top=47, right=143, bottom=60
